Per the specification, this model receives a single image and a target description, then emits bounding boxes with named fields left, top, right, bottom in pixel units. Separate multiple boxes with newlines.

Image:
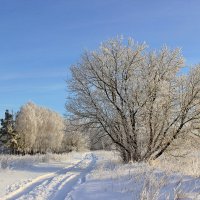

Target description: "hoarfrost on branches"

left=66, top=37, right=200, bottom=162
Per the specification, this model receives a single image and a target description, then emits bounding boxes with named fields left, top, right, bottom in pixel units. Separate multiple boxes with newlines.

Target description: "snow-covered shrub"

left=61, top=131, right=89, bottom=152
left=0, top=156, right=10, bottom=169
left=140, top=172, right=168, bottom=200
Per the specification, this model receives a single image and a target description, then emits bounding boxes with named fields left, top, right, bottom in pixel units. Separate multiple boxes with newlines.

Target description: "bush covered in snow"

left=61, top=130, right=89, bottom=152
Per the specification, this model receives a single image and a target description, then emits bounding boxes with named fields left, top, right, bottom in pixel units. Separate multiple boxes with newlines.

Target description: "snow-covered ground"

left=0, top=151, right=200, bottom=200
left=0, top=152, right=91, bottom=199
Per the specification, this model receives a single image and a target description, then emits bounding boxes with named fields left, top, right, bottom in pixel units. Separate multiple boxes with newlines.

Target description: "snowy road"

left=2, top=153, right=96, bottom=200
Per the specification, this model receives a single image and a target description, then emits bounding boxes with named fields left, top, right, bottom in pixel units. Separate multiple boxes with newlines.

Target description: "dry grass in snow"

left=150, top=151, right=200, bottom=178
left=0, top=151, right=88, bottom=170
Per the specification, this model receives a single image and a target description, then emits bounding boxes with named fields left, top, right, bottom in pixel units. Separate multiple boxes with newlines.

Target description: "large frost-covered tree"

left=66, top=38, right=200, bottom=162
left=16, top=102, right=65, bottom=154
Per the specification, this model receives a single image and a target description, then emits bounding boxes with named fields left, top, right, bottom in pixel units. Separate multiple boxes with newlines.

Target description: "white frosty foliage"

left=15, top=102, right=65, bottom=153
left=67, top=37, right=200, bottom=162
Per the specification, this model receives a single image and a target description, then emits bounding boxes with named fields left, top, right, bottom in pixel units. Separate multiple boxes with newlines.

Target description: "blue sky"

left=0, top=0, right=200, bottom=118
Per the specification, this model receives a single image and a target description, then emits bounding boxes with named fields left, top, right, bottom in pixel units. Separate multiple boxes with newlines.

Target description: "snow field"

left=0, top=152, right=89, bottom=198
left=3, top=154, right=96, bottom=200
left=68, top=151, right=200, bottom=200
left=0, top=151, right=200, bottom=200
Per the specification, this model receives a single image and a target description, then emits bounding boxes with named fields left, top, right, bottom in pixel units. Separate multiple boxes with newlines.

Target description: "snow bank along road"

left=2, top=153, right=96, bottom=200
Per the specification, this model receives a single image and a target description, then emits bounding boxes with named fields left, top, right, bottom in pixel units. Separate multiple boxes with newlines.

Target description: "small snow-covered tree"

left=16, top=102, right=64, bottom=154
left=0, top=110, right=19, bottom=153
left=66, top=37, right=200, bottom=162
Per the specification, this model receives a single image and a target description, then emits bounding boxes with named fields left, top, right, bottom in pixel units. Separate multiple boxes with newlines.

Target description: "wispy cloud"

left=0, top=84, right=65, bottom=93
left=0, top=70, right=69, bottom=81
left=0, top=104, right=16, bottom=109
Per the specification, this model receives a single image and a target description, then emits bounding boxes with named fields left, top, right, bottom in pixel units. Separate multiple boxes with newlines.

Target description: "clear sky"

left=0, top=0, right=200, bottom=118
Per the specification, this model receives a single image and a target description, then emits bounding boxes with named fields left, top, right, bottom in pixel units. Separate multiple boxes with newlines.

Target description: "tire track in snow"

left=52, top=154, right=96, bottom=200
left=2, top=153, right=96, bottom=200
